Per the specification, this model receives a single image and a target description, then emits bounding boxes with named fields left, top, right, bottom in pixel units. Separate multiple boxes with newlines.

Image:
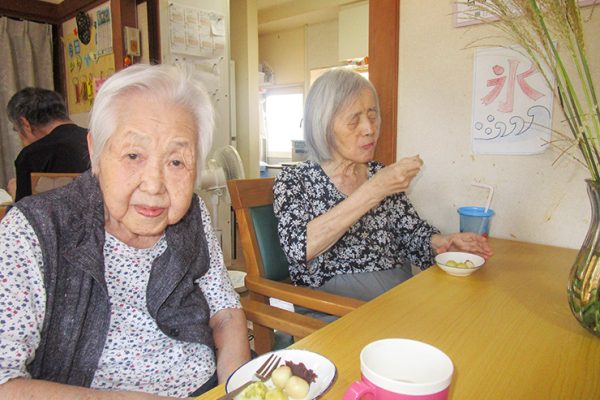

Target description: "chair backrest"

left=228, top=178, right=290, bottom=281
left=31, top=172, right=80, bottom=195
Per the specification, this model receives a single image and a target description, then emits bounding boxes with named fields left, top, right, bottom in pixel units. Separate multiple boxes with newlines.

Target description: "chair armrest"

left=245, top=276, right=365, bottom=317
left=241, top=298, right=327, bottom=339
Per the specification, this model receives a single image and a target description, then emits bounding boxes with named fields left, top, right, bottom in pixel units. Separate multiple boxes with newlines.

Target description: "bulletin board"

left=62, top=2, right=115, bottom=114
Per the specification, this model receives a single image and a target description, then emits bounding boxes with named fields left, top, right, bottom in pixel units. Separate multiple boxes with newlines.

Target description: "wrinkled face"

left=330, top=87, right=379, bottom=164
left=95, top=94, right=198, bottom=247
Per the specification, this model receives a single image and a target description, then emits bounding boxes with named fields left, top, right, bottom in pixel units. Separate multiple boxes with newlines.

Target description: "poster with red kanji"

left=471, top=46, right=554, bottom=155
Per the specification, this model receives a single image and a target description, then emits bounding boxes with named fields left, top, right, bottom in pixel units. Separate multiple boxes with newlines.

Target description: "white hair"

left=88, top=63, right=214, bottom=179
left=304, top=68, right=380, bottom=163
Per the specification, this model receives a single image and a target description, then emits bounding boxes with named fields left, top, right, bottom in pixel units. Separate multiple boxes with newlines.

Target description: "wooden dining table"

left=197, top=238, right=600, bottom=399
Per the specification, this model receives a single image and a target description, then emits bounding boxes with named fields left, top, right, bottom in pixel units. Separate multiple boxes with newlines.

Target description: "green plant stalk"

left=575, top=39, right=600, bottom=142
left=561, top=84, right=600, bottom=181
left=465, top=0, right=600, bottom=181
left=529, top=0, right=600, bottom=180
left=558, top=75, right=599, bottom=179
left=557, top=88, right=599, bottom=181
left=478, top=1, right=598, bottom=179
left=567, top=25, right=600, bottom=166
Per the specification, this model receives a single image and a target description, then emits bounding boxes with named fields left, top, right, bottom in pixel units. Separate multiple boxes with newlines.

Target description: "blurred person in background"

left=6, top=87, right=90, bottom=201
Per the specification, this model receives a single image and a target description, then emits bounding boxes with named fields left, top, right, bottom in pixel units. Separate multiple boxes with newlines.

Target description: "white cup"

left=343, top=338, right=454, bottom=400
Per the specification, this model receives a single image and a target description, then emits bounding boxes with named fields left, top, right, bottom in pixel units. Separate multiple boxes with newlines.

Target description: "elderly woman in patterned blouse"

left=273, top=69, right=492, bottom=307
left=0, top=64, right=250, bottom=399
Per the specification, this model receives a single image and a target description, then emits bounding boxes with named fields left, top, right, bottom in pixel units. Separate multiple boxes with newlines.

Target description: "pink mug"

left=343, top=339, right=453, bottom=400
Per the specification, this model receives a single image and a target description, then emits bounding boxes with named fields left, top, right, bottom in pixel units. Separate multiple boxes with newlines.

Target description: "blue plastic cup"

left=457, top=207, right=495, bottom=237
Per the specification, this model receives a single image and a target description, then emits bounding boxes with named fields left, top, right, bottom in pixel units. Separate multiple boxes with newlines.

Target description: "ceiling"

left=257, top=0, right=362, bottom=35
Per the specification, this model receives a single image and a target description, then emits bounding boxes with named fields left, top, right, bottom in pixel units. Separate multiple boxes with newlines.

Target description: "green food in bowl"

left=237, top=382, right=268, bottom=400
left=447, top=259, right=476, bottom=269
left=236, top=381, right=291, bottom=400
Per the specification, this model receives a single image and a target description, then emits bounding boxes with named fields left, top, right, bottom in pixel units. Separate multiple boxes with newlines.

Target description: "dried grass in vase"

left=460, top=0, right=600, bottom=181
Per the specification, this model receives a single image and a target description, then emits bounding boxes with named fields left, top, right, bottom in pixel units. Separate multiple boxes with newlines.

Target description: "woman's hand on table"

left=431, top=233, right=493, bottom=259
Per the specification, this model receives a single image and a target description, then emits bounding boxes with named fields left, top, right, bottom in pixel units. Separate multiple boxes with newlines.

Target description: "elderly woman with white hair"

left=0, top=64, right=250, bottom=399
left=274, top=69, right=492, bottom=306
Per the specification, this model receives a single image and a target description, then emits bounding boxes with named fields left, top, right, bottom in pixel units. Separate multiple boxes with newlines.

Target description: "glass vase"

left=568, top=179, right=600, bottom=337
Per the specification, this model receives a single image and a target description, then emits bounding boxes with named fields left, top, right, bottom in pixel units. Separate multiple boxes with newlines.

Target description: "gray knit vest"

left=16, top=171, right=214, bottom=387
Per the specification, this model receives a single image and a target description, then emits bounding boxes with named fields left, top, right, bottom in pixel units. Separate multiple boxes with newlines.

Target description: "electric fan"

left=199, top=145, right=245, bottom=230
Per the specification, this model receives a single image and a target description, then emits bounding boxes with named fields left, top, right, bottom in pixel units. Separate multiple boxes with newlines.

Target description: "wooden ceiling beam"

left=56, top=0, right=107, bottom=22
left=0, top=0, right=106, bottom=25
left=0, top=0, right=61, bottom=24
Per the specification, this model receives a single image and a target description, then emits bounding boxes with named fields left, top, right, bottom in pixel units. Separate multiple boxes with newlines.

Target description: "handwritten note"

left=471, top=46, right=555, bottom=155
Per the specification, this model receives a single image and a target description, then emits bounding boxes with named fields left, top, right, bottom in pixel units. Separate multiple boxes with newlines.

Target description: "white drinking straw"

left=472, top=183, right=494, bottom=212
left=471, top=183, right=494, bottom=236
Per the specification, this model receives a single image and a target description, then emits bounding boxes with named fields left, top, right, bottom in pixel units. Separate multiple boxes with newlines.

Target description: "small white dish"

left=225, top=349, right=336, bottom=399
left=435, top=252, right=485, bottom=277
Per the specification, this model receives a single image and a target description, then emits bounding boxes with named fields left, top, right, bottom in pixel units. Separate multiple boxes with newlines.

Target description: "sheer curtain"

left=0, top=17, right=54, bottom=188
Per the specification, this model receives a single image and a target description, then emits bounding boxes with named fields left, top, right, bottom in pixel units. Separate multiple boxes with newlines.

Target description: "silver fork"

left=220, top=354, right=282, bottom=399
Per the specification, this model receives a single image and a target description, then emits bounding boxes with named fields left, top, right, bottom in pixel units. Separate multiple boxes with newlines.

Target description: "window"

left=263, top=86, right=304, bottom=159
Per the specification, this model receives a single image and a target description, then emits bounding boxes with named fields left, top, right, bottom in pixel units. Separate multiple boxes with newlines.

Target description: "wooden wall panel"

left=369, top=0, right=399, bottom=165
left=111, top=0, right=138, bottom=70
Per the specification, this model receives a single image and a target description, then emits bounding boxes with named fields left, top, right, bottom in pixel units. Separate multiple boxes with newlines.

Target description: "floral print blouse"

left=273, top=160, right=440, bottom=288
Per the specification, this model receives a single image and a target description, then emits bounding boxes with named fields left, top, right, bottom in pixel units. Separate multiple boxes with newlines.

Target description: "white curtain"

left=0, top=17, right=54, bottom=188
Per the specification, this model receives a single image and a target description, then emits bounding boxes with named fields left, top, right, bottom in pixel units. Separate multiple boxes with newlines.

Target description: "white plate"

left=225, top=349, right=337, bottom=399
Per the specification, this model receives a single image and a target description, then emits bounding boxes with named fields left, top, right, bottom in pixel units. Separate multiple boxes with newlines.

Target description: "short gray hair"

left=304, top=68, right=380, bottom=163
left=89, top=63, right=214, bottom=179
left=7, top=87, right=69, bottom=130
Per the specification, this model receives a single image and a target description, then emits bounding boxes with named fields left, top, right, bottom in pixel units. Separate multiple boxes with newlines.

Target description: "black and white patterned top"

left=0, top=198, right=240, bottom=397
left=273, top=160, right=440, bottom=288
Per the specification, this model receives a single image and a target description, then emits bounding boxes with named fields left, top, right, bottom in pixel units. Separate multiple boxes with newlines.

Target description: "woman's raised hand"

left=370, top=155, right=423, bottom=198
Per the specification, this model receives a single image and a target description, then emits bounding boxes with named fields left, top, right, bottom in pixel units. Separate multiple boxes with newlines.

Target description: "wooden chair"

left=31, top=172, right=81, bottom=195
left=227, top=177, right=365, bottom=354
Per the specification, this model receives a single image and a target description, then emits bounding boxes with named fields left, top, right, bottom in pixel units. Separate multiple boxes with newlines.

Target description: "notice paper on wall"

left=168, top=1, right=225, bottom=59
left=470, top=46, right=555, bottom=155
left=95, top=5, right=112, bottom=56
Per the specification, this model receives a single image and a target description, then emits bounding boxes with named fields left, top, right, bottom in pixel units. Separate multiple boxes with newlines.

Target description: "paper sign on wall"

left=471, top=46, right=555, bottom=155
left=168, top=2, right=226, bottom=59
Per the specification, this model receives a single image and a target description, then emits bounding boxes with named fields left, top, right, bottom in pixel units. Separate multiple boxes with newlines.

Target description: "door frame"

left=369, top=0, right=399, bottom=165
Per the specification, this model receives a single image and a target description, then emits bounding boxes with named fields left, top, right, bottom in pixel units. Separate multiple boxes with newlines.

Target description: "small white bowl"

left=435, top=252, right=485, bottom=277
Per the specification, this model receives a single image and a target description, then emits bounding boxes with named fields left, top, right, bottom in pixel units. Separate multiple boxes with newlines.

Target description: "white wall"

left=158, top=0, right=237, bottom=264
left=231, top=0, right=261, bottom=179
left=158, top=0, right=231, bottom=155
left=306, top=20, right=339, bottom=70
left=259, top=27, right=305, bottom=85
left=397, top=1, right=599, bottom=249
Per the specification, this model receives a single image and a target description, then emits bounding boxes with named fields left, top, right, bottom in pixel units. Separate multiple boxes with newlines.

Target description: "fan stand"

left=207, top=187, right=224, bottom=248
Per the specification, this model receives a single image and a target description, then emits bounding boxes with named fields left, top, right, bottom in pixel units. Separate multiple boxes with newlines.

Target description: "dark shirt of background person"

left=6, top=87, right=90, bottom=201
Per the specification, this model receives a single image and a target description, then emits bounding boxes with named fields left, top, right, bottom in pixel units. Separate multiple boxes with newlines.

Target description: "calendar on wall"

left=168, top=2, right=225, bottom=59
